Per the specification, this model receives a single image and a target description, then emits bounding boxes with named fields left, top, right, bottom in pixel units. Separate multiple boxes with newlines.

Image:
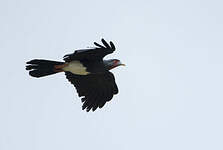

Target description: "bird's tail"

left=26, top=59, right=66, bottom=78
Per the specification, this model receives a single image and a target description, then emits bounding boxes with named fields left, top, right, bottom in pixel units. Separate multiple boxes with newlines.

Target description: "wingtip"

left=94, top=42, right=105, bottom=48
left=101, top=38, right=111, bottom=49
left=101, top=38, right=105, bottom=41
left=110, top=41, right=115, bottom=50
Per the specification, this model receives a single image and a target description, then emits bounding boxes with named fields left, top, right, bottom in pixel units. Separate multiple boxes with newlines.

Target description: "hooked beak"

left=117, top=61, right=126, bottom=66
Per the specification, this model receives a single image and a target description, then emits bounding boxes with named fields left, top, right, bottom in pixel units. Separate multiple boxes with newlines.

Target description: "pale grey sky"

left=1, top=0, right=223, bottom=150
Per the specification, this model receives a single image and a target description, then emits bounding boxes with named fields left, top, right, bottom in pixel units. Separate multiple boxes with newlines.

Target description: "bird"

left=26, top=39, right=125, bottom=112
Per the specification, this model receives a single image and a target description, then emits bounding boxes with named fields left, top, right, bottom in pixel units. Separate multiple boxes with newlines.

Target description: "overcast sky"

left=1, top=0, right=223, bottom=150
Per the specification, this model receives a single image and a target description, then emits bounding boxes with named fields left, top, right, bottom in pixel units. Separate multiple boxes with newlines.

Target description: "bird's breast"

left=62, top=61, right=90, bottom=75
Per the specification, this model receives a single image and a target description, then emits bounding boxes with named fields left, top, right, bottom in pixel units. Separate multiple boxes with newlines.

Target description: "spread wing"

left=63, top=38, right=116, bottom=62
left=65, top=71, right=118, bottom=112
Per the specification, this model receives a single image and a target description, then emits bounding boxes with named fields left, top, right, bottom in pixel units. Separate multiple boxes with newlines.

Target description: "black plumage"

left=26, top=39, right=124, bottom=112
left=65, top=72, right=118, bottom=112
left=26, top=59, right=64, bottom=77
left=63, top=39, right=115, bottom=62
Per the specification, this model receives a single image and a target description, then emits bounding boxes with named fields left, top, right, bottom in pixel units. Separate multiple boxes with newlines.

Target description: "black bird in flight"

left=26, top=39, right=125, bottom=112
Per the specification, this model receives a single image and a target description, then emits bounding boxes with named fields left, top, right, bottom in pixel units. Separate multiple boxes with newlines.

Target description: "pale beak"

left=117, top=61, right=125, bottom=66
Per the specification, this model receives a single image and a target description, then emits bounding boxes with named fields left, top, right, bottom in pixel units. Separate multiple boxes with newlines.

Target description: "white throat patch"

left=63, top=61, right=90, bottom=75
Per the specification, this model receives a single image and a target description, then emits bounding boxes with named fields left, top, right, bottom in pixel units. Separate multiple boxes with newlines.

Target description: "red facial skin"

left=110, top=60, right=120, bottom=70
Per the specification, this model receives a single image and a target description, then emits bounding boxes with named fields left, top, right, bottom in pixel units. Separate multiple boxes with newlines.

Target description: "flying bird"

left=26, top=39, right=124, bottom=112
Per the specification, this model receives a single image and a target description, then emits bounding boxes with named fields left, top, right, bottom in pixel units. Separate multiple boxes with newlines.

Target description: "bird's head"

left=104, top=59, right=125, bottom=70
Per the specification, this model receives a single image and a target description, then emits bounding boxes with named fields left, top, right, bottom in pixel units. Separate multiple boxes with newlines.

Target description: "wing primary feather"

left=82, top=98, right=88, bottom=110
left=94, top=42, right=105, bottom=48
left=101, top=39, right=111, bottom=49
left=65, top=71, right=118, bottom=112
left=98, top=92, right=106, bottom=109
left=92, top=91, right=101, bottom=111
left=98, top=83, right=112, bottom=109
left=99, top=101, right=106, bottom=108
left=110, top=41, right=116, bottom=50
left=86, top=94, right=97, bottom=112
left=85, top=88, right=96, bottom=112
left=81, top=97, right=86, bottom=103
